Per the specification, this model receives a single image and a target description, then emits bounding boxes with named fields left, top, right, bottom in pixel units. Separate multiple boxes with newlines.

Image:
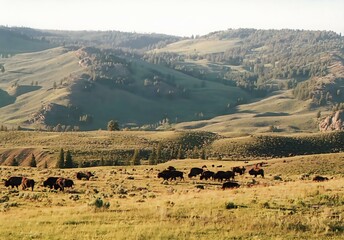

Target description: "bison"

left=43, top=177, right=59, bottom=189
left=54, top=178, right=74, bottom=191
left=167, top=166, right=176, bottom=171
left=188, top=167, right=203, bottom=178
left=313, top=176, right=329, bottom=182
left=158, top=170, right=184, bottom=181
left=76, top=171, right=94, bottom=180
left=200, top=171, right=214, bottom=180
left=4, top=176, right=23, bottom=189
left=249, top=168, right=264, bottom=178
left=213, top=171, right=235, bottom=182
left=232, top=166, right=246, bottom=175
left=222, top=181, right=240, bottom=190
left=22, top=177, right=35, bottom=191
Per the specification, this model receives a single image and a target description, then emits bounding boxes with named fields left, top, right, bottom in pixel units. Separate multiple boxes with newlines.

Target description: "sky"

left=0, top=0, right=343, bottom=36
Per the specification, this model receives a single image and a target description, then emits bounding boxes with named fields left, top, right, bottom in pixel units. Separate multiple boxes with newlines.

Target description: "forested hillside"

left=0, top=27, right=343, bottom=132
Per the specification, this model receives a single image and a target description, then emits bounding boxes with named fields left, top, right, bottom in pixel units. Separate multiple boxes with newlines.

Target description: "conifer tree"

left=148, top=148, right=157, bottom=165
left=30, top=153, right=37, bottom=167
left=64, top=150, right=74, bottom=168
left=130, top=149, right=141, bottom=165
left=56, top=148, right=65, bottom=168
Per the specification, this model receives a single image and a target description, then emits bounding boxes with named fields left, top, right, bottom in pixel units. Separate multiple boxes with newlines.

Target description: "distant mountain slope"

left=0, top=46, right=250, bottom=130
left=0, top=27, right=55, bottom=55
left=0, top=27, right=343, bottom=133
left=45, top=30, right=182, bottom=50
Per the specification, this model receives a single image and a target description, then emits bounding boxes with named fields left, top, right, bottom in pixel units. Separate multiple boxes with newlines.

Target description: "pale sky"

left=0, top=0, right=343, bottom=36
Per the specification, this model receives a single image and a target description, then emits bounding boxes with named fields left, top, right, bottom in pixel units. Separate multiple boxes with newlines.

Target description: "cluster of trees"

left=56, top=148, right=75, bottom=168
left=47, top=30, right=181, bottom=50
left=143, top=29, right=343, bottom=103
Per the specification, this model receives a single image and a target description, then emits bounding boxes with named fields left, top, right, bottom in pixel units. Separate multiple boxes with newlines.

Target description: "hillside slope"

left=0, top=47, right=250, bottom=130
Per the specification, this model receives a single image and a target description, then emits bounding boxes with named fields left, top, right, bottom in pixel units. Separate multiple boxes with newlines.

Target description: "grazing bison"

left=213, top=171, right=235, bottom=182
left=22, top=178, right=35, bottom=191
left=232, top=166, right=246, bottom=175
left=188, top=167, right=203, bottom=178
left=54, top=178, right=74, bottom=191
left=249, top=168, right=264, bottom=178
left=76, top=171, right=94, bottom=180
left=200, top=171, right=214, bottom=180
left=4, top=176, right=23, bottom=189
left=43, top=177, right=59, bottom=189
left=313, top=176, right=329, bottom=182
left=158, top=170, right=184, bottom=181
left=167, top=166, right=176, bottom=171
left=222, top=181, right=240, bottom=190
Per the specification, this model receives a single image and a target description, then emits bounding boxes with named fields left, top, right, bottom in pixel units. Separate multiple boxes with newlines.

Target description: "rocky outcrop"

left=319, top=110, right=344, bottom=131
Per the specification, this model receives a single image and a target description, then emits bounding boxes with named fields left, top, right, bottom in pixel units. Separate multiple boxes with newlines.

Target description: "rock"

left=319, top=110, right=344, bottom=131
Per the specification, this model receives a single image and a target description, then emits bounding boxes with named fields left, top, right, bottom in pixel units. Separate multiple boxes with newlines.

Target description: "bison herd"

left=2, top=171, right=94, bottom=192
left=157, top=165, right=264, bottom=190
left=2, top=164, right=331, bottom=193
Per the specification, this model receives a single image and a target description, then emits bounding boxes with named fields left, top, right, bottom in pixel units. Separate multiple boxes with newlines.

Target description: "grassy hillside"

left=174, top=90, right=326, bottom=135
left=1, top=130, right=344, bottom=167
left=0, top=46, right=251, bottom=130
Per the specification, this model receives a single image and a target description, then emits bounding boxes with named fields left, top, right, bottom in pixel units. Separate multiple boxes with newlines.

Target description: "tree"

left=148, top=148, right=157, bottom=165
left=11, top=156, right=19, bottom=166
left=177, top=145, right=185, bottom=159
left=130, top=149, right=141, bottom=165
left=56, top=148, right=65, bottom=168
left=64, top=150, right=74, bottom=168
left=107, top=120, right=120, bottom=131
left=30, top=153, right=37, bottom=167
left=156, top=143, right=163, bottom=164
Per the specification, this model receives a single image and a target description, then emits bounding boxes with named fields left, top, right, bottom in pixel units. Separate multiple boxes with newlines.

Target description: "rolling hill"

left=0, top=27, right=343, bottom=134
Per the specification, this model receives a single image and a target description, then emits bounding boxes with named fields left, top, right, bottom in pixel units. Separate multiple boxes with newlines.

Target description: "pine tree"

left=130, top=149, right=141, bottom=165
left=30, top=153, right=37, bottom=167
left=56, top=148, right=65, bottom=168
left=177, top=145, right=185, bottom=159
left=148, top=148, right=157, bottom=165
left=64, top=150, right=74, bottom=168
left=200, top=148, right=206, bottom=160
left=100, top=156, right=105, bottom=166
left=107, top=120, right=120, bottom=131
left=11, top=156, right=19, bottom=166
left=156, top=143, right=163, bottom=164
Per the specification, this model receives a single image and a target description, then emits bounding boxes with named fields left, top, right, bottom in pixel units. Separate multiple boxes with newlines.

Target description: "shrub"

left=88, top=197, right=110, bottom=211
left=225, top=201, right=238, bottom=209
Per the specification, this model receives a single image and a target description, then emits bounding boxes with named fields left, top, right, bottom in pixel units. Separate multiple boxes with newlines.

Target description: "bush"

left=88, top=197, right=110, bottom=211
left=225, top=201, right=238, bottom=209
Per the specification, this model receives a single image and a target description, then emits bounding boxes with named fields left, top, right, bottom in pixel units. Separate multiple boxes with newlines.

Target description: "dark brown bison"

left=313, top=176, right=329, bottom=182
left=22, top=177, right=35, bottom=191
left=188, top=167, right=203, bottom=178
left=213, top=171, right=235, bottom=182
left=249, top=168, right=264, bottom=178
left=4, top=176, right=23, bottom=189
left=158, top=170, right=184, bottom=181
left=222, top=181, right=240, bottom=190
left=43, top=177, right=59, bottom=189
left=76, top=171, right=94, bottom=180
left=232, top=166, right=246, bottom=175
left=200, top=171, right=214, bottom=180
left=167, top=166, right=176, bottom=171
left=54, top=178, right=74, bottom=191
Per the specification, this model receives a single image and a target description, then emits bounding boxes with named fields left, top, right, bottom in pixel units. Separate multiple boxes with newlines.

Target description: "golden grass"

left=0, top=154, right=343, bottom=239
left=152, top=38, right=240, bottom=55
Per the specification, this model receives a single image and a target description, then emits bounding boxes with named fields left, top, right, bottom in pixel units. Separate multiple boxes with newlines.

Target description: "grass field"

left=0, top=155, right=343, bottom=240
